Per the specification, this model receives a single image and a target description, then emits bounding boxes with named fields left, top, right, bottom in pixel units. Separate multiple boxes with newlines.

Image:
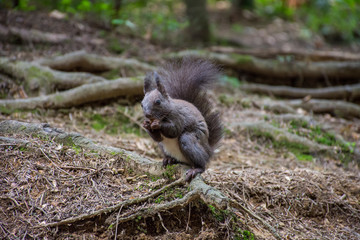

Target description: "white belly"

left=161, top=135, right=190, bottom=164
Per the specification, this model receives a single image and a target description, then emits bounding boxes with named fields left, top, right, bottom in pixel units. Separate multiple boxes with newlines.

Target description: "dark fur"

left=142, top=57, right=223, bottom=181
left=157, top=57, right=223, bottom=148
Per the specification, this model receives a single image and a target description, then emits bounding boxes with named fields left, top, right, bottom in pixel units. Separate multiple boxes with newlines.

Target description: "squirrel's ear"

left=154, top=72, right=169, bottom=98
left=144, top=72, right=156, bottom=94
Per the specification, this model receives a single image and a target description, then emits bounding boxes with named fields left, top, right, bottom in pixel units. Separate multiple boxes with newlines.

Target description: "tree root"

left=241, top=83, right=360, bottom=101
left=36, top=50, right=156, bottom=72
left=0, top=120, right=163, bottom=176
left=0, top=24, right=103, bottom=45
left=169, top=50, right=360, bottom=79
left=0, top=136, right=30, bottom=146
left=286, top=99, right=360, bottom=119
left=210, top=46, right=360, bottom=61
left=231, top=121, right=333, bottom=155
left=0, top=57, right=106, bottom=95
left=258, top=98, right=360, bottom=120
left=0, top=76, right=143, bottom=111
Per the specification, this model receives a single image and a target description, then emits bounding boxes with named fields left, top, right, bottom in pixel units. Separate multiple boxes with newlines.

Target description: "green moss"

left=110, top=151, right=118, bottom=156
left=91, top=114, right=107, bottom=131
left=250, top=127, right=311, bottom=157
left=218, top=94, right=239, bottom=107
left=154, top=195, right=165, bottom=203
left=100, top=69, right=121, bottom=80
left=224, top=127, right=232, bottom=137
left=240, top=99, right=251, bottom=109
left=54, top=94, right=64, bottom=102
left=163, top=165, right=176, bottom=180
left=220, top=75, right=241, bottom=88
left=231, top=54, right=253, bottom=64
left=0, top=106, right=14, bottom=115
left=236, top=230, right=255, bottom=240
left=26, top=66, right=55, bottom=93
left=295, top=153, right=313, bottom=161
left=130, top=76, right=142, bottom=82
left=18, top=146, right=28, bottom=152
left=289, top=119, right=309, bottom=129
left=107, top=38, right=125, bottom=54
left=208, top=204, right=225, bottom=222
left=72, top=144, right=82, bottom=155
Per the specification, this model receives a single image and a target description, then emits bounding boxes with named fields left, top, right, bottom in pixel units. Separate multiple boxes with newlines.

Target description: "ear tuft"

left=154, top=72, right=169, bottom=98
left=144, top=72, right=156, bottom=94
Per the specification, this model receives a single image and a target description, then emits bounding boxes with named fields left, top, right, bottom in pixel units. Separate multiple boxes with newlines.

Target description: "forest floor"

left=1, top=10, right=360, bottom=240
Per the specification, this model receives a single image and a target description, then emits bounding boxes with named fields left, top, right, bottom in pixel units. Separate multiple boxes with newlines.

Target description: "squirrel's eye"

left=155, top=99, right=161, bottom=105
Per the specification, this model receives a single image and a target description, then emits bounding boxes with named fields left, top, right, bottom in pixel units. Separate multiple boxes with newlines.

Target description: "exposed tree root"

left=239, top=111, right=358, bottom=156
left=0, top=76, right=143, bottom=111
left=0, top=120, right=163, bottom=176
left=258, top=98, right=360, bottom=119
left=0, top=24, right=103, bottom=45
left=241, top=83, right=360, bottom=101
left=210, top=46, right=360, bottom=61
left=231, top=121, right=333, bottom=155
left=36, top=50, right=156, bottom=72
left=0, top=57, right=106, bottom=95
left=286, top=99, right=360, bottom=119
left=169, top=50, right=360, bottom=79
left=0, top=136, right=30, bottom=146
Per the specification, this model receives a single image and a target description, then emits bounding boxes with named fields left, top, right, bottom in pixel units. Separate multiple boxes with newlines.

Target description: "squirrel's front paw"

left=143, top=119, right=152, bottom=130
left=151, top=119, right=161, bottom=130
left=162, top=156, right=178, bottom=167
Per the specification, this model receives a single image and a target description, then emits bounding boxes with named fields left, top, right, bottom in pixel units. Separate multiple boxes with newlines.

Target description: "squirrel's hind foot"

left=185, top=168, right=204, bottom=182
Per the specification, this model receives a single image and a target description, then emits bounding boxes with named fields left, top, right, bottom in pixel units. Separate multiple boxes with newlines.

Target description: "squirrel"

left=141, top=57, right=223, bottom=182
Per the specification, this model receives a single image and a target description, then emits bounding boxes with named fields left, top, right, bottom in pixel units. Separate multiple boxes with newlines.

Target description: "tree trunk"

left=113, top=0, right=122, bottom=18
left=232, top=0, right=255, bottom=10
left=183, top=0, right=210, bottom=43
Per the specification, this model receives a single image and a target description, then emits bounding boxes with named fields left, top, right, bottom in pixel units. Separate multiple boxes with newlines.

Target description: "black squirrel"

left=141, top=57, right=223, bottom=181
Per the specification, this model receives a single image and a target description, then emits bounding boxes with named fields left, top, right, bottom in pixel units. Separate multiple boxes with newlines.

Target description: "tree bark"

left=0, top=77, right=143, bottom=111
left=241, top=83, right=360, bottom=101
left=36, top=50, right=155, bottom=73
left=170, top=50, right=360, bottom=79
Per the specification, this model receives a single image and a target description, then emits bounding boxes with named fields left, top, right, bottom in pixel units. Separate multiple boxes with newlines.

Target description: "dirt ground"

left=1, top=10, right=360, bottom=240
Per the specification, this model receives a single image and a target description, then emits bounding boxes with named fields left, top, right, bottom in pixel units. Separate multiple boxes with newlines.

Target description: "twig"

left=117, top=107, right=146, bottom=132
left=91, top=178, right=106, bottom=204
left=38, top=177, right=185, bottom=228
left=158, top=212, right=169, bottom=233
left=39, top=148, right=74, bottom=177
left=229, top=192, right=282, bottom=240
left=114, top=205, right=123, bottom=240
left=114, top=190, right=198, bottom=224
left=186, top=202, right=191, bottom=232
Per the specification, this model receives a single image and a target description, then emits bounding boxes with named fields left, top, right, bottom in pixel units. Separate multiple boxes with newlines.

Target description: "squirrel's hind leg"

left=179, top=132, right=210, bottom=182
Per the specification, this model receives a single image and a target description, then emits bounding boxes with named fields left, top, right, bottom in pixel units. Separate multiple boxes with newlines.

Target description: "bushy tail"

left=158, top=57, right=223, bottom=148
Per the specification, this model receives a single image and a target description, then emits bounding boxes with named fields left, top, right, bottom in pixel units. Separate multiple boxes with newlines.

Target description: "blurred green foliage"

left=12, top=0, right=188, bottom=44
left=7, top=0, right=360, bottom=43
left=300, top=0, right=360, bottom=42
left=254, top=0, right=360, bottom=42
